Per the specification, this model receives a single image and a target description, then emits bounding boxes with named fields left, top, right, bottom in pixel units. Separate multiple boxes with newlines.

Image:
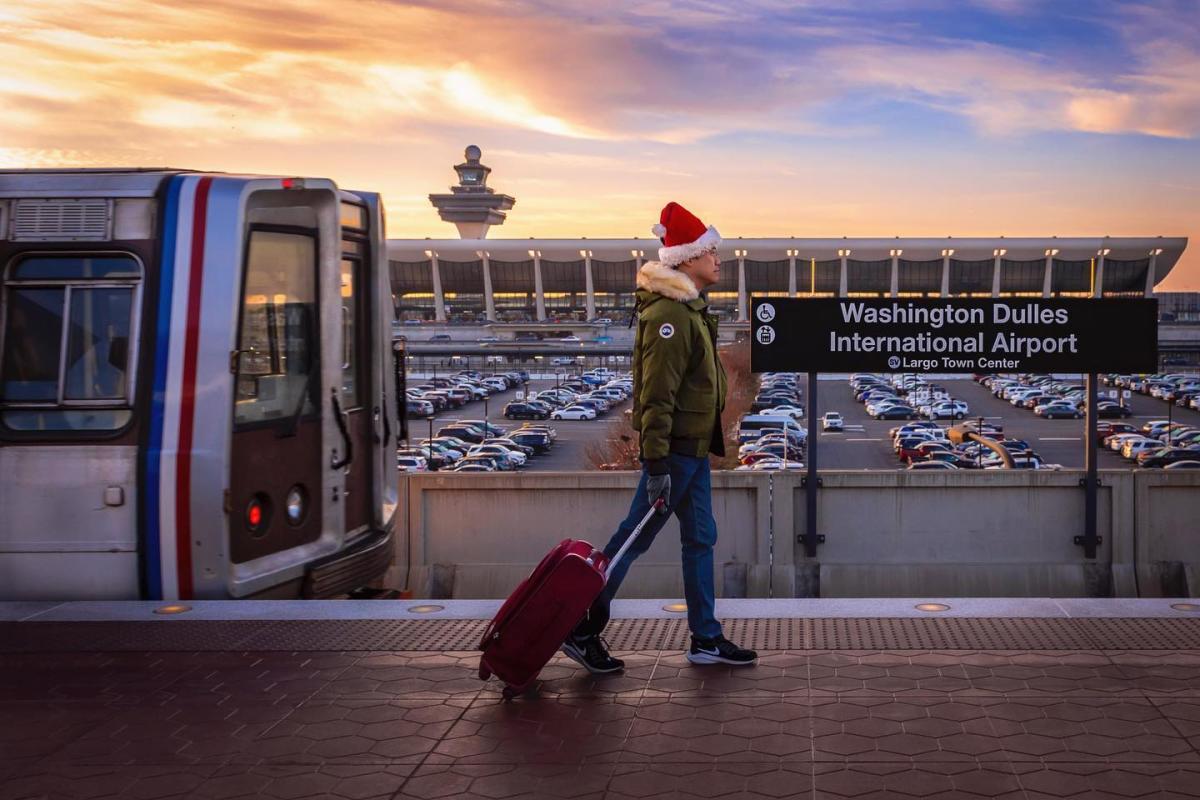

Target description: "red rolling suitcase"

left=478, top=499, right=663, bottom=700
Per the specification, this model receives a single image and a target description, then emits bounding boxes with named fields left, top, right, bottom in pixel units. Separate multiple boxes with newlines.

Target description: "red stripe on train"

left=174, top=176, right=213, bottom=599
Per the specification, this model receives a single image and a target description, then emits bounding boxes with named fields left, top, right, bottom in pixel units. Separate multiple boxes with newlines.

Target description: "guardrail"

left=389, top=470, right=1200, bottom=600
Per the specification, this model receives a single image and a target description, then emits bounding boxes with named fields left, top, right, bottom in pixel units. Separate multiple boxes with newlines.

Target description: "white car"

left=821, top=412, right=844, bottom=431
left=984, top=456, right=1062, bottom=470
left=927, top=401, right=969, bottom=420
left=764, top=405, right=806, bottom=421
left=552, top=405, right=597, bottom=420
left=397, top=456, right=428, bottom=473
left=1108, top=433, right=1149, bottom=452
left=1122, top=439, right=1161, bottom=460
left=468, top=445, right=527, bottom=467
left=559, top=335, right=582, bottom=344
left=742, top=458, right=805, bottom=471
left=864, top=399, right=903, bottom=416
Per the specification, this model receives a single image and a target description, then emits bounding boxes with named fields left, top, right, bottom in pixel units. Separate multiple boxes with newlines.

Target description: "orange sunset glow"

left=2, top=0, right=1197, bottom=287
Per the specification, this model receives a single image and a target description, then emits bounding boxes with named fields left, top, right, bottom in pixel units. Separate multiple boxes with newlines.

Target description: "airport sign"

left=751, top=298, right=1157, bottom=373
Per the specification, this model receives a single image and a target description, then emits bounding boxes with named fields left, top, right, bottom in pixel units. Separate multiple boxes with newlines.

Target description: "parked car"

left=1097, top=421, right=1139, bottom=443
left=437, top=424, right=486, bottom=443
left=397, top=455, right=428, bottom=473
left=468, top=445, right=527, bottom=468
left=1034, top=402, right=1081, bottom=419
left=1122, top=438, right=1162, bottom=461
left=457, top=420, right=508, bottom=437
left=516, top=424, right=558, bottom=441
left=875, top=405, right=918, bottom=420
left=503, top=402, right=549, bottom=420
left=1137, top=447, right=1200, bottom=468
left=551, top=405, right=597, bottom=420
left=406, top=399, right=434, bottom=418
left=509, top=430, right=552, bottom=452
left=927, top=400, right=969, bottom=420
left=922, top=452, right=981, bottom=469
left=1093, top=401, right=1133, bottom=418
left=821, top=412, right=844, bottom=432
left=458, top=454, right=512, bottom=471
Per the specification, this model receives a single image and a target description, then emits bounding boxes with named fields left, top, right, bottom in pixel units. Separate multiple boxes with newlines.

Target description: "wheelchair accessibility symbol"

left=756, top=325, right=776, bottom=345
left=756, top=303, right=776, bottom=323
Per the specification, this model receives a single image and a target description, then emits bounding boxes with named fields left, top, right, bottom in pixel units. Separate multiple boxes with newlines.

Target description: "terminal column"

left=1146, top=248, right=1161, bottom=296
left=736, top=249, right=748, bottom=322
left=940, top=248, right=953, bottom=297
left=1094, top=247, right=1109, bottom=298
left=1042, top=248, right=1057, bottom=298
left=582, top=250, right=595, bottom=320
left=991, top=248, right=1005, bottom=298
left=837, top=249, right=850, bottom=297
left=889, top=249, right=901, bottom=297
left=787, top=250, right=797, bottom=297
left=479, top=250, right=496, bottom=321
left=531, top=250, right=546, bottom=321
left=428, top=250, right=447, bottom=323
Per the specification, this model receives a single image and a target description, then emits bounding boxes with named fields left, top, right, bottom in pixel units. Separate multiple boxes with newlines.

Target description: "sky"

left=2, top=0, right=1199, bottom=289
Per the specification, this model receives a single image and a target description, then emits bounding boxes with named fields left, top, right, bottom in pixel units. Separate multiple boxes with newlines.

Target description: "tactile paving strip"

left=4, top=616, right=1200, bottom=652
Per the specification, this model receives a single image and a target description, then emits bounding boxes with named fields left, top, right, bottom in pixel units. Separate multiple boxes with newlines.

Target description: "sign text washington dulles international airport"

left=750, top=298, right=1158, bottom=373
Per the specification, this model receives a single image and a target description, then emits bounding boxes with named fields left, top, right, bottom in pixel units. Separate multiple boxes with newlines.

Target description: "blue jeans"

left=572, top=453, right=723, bottom=641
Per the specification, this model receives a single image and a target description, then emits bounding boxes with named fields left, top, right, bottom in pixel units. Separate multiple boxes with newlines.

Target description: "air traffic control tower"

left=428, top=145, right=515, bottom=239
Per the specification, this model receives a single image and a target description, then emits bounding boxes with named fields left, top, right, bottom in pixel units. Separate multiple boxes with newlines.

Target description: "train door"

left=337, top=200, right=372, bottom=534
left=227, top=225, right=325, bottom=564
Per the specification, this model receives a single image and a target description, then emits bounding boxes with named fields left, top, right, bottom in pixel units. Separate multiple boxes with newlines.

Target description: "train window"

left=234, top=230, right=318, bottom=426
left=0, top=253, right=140, bottom=433
left=11, top=255, right=140, bottom=280
left=339, top=202, right=366, bottom=231
left=339, top=257, right=359, bottom=408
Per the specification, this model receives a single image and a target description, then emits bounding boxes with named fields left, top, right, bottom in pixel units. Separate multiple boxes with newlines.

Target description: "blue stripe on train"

left=143, top=175, right=185, bottom=600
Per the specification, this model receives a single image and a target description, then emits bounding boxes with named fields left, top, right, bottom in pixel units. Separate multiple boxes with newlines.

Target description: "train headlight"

left=286, top=485, right=307, bottom=525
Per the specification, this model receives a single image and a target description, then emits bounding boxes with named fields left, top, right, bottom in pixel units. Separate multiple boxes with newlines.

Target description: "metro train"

left=0, top=169, right=405, bottom=600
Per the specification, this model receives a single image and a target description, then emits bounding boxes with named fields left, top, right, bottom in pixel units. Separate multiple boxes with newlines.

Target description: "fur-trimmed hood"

left=636, top=260, right=700, bottom=302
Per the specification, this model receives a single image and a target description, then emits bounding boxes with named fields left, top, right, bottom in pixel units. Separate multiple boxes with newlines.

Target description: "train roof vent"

left=10, top=198, right=112, bottom=241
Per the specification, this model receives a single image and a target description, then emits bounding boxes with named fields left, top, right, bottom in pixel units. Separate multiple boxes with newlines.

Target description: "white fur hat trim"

left=657, top=225, right=721, bottom=268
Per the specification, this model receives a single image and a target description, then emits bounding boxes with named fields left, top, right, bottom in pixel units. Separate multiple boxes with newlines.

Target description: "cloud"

left=2, top=0, right=1198, bottom=162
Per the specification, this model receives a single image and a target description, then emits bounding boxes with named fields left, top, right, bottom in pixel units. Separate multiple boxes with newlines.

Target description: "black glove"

left=645, top=460, right=671, bottom=514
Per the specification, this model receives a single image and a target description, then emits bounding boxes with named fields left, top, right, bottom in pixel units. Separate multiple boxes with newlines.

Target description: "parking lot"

left=404, top=371, right=1200, bottom=472
left=404, top=376, right=628, bottom=472
left=806, top=375, right=1200, bottom=469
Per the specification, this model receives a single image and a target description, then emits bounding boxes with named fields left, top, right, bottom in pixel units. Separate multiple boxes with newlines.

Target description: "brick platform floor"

left=3, top=646, right=1200, bottom=800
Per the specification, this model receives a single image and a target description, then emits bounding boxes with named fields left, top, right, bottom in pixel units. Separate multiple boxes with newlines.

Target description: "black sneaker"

left=560, top=634, right=625, bottom=674
left=687, top=635, right=758, bottom=666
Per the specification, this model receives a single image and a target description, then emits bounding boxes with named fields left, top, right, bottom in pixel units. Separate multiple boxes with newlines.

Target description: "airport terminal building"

left=387, top=236, right=1188, bottom=324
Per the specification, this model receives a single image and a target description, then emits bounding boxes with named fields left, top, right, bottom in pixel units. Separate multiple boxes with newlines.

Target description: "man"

left=561, top=201, right=758, bottom=673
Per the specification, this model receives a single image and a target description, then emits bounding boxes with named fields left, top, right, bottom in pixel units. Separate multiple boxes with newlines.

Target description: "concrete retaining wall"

left=388, top=470, right=1200, bottom=599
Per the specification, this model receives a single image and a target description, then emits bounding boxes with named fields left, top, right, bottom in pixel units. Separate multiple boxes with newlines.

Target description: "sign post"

left=751, top=297, right=1157, bottom=561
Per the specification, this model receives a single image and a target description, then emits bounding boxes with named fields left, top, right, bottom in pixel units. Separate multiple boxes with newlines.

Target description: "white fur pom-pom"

left=651, top=223, right=667, bottom=238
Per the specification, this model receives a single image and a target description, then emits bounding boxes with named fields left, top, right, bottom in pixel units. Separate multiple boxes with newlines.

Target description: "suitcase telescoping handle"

left=603, top=498, right=665, bottom=582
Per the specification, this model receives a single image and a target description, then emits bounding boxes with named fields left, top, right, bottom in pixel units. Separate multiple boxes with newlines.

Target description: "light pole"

left=427, top=415, right=436, bottom=471
left=1167, top=390, right=1173, bottom=445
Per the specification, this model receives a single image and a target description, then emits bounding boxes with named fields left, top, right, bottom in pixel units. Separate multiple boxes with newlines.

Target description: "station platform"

left=3, top=599, right=1200, bottom=800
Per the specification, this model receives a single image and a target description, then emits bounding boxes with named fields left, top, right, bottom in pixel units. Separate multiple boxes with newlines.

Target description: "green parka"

left=630, top=262, right=728, bottom=463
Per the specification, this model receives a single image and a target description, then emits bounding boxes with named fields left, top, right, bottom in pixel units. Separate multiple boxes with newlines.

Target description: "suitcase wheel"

left=501, top=685, right=519, bottom=702
left=478, top=665, right=491, bottom=681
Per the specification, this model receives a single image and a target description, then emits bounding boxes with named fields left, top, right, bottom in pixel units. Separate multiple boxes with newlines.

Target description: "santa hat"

left=651, top=201, right=721, bottom=268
